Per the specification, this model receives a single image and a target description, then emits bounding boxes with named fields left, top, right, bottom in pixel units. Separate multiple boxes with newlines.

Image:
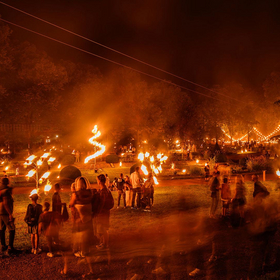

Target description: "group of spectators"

left=106, top=166, right=155, bottom=210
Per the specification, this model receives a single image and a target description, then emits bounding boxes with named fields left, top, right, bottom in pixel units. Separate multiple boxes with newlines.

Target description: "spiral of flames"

left=84, top=125, right=106, bottom=164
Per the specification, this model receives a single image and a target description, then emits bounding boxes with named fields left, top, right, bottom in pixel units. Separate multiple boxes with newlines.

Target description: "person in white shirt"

left=130, top=167, right=142, bottom=209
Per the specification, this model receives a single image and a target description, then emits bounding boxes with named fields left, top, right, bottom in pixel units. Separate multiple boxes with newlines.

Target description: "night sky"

left=1, top=0, right=280, bottom=92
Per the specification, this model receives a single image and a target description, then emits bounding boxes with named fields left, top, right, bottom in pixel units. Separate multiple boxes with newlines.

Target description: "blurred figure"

left=38, top=201, right=61, bottom=257
left=204, top=163, right=210, bottom=181
left=69, top=176, right=93, bottom=276
left=142, top=173, right=154, bottom=209
left=24, top=193, right=42, bottom=254
left=220, top=177, right=231, bottom=217
left=0, top=177, right=18, bottom=255
left=124, top=175, right=132, bottom=207
left=52, top=183, right=64, bottom=214
left=130, top=167, right=143, bottom=209
left=232, top=175, right=247, bottom=226
left=105, top=174, right=110, bottom=188
left=252, top=174, right=270, bottom=199
left=247, top=195, right=279, bottom=278
left=209, top=172, right=220, bottom=218
left=96, top=174, right=114, bottom=250
left=69, top=183, right=80, bottom=255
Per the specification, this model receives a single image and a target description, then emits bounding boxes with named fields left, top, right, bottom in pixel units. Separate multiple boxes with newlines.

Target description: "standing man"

left=130, top=166, right=143, bottom=209
left=117, top=173, right=126, bottom=208
left=0, top=178, right=17, bottom=255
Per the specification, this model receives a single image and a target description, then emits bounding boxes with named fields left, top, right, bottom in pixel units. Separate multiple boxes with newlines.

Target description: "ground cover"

left=1, top=180, right=280, bottom=279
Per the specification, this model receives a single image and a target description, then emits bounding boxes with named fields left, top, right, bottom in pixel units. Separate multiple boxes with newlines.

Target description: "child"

left=24, top=193, right=43, bottom=254
left=38, top=201, right=61, bottom=257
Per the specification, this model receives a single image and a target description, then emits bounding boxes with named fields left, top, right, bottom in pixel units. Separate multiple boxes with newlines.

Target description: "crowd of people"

left=0, top=167, right=156, bottom=277
left=201, top=163, right=279, bottom=279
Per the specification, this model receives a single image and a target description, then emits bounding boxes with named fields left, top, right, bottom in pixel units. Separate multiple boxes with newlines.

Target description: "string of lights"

left=0, top=1, right=246, bottom=104
left=0, top=17, right=238, bottom=104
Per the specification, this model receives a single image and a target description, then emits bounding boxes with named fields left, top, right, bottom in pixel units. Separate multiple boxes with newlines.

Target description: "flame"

left=171, top=163, right=175, bottom=169
left=40, top=171, right=50, bottom=180
left=30, top=189, right=38, bottom=197
left=26, top=169, right=36, bottom=177
left=153, top=176, right=159, bottom=185
left=158, top=165, right=162, bottom=172
left=141, top=164, right=149, bottom=175
left=138, top=153, right=144, bottom=162
left=5, top=166, right=9, bottom=170
left=58, top=164, right=61, bottom=169
left=157, top=153, right=162, bottom=159
left=182, top=169, right=186, bottom=173
left=150, top=156, right=154, bottom=163
left=160, top=156, right=168, bottom=162
left=84, top=125, right=106, bottom=163
left=120, top=162, right=122, bottom=167
left=37, top=159, right=43, bottom=166
left=26, top=155, right=36, bottom=161
left=196, top=159, right=199, bottom=164
left=44, top=181, right=52, bottom=192
left=145, top=152, right=150, bottom=158
left=41, top=153, right=50, bottom=159
left=48, top=157, right=56, bottom=163
left=276, top=169, right=280, bottom=177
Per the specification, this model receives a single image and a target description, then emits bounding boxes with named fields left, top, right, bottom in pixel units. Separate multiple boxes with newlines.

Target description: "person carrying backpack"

left=96, top=174, right=114, bottom=250
left=24, top=193, right=42, bottom=254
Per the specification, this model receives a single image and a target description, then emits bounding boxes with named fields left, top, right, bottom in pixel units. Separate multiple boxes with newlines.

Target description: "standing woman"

left=124, top=175, right=132, bottom=207
left=68, top=176, right=93, bottom=277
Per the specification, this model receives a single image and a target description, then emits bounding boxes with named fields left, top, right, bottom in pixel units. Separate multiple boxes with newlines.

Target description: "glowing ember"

left=26, top=169, right=36, bottom=177
left=26, top=155, right=36, bottom=161
left=41, top=153, right=50, bottom=159
left=276, top=169, right=280, bottom=177
left=29, top=189, right=38, bottom=197
left=44, top=181, right=52, bottom=192
left=153, top=176, right=159, bottom=185
left=5, top=166, right=9, bottom=170
left=138, top=153, right=144, bottom=162
left=58, top=164, right=61, bottom=169
left=40, top=171, right=50, bottom=180
left=57, top=176, right=60, bottom=179
left=145, top=152, right=150, bottom=158
left=84, top=125, right=106, bottom=164
left=150, top=156, right=155, bottom=163
left=182, top=169, right=186, bottom=173
left=141, top=164, right=149, bottom=175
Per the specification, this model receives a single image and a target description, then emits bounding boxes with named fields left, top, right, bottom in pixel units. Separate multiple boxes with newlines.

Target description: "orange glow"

left=141, top=164, right=149, bottom=175
left=26, top=169, right=36, bottom=177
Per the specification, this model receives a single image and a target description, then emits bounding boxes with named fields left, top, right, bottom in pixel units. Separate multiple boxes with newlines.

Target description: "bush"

left=106, top=154, right=119, bottom=164
left=189, top=166, right=203, bottom=176
left=61, top=155, right=75, bottom=165
left=246, top=156, right=274, bottom=173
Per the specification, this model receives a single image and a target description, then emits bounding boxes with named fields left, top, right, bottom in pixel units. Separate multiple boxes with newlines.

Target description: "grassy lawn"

left=12, top=179, right=280, bottom=250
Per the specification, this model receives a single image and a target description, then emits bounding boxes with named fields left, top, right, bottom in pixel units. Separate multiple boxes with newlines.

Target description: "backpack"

left=102, top=189, right=114, bottom=210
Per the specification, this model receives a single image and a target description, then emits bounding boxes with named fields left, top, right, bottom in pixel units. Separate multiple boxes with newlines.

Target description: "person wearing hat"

left=0, top=177, right=17, bottom=255
left=24, top=193, right=43, bottom=254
